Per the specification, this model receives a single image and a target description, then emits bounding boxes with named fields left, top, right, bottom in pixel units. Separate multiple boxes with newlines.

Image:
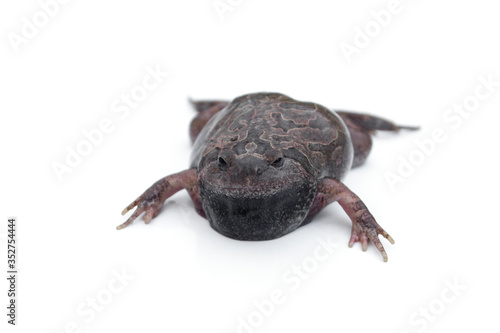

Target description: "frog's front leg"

left=117, top=169, right=202, bottom=230
left=314, top=178, right=395, bottom=262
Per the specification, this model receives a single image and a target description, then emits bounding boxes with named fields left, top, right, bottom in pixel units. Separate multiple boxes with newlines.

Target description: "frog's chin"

left=198, top=164, right=316, bottom=241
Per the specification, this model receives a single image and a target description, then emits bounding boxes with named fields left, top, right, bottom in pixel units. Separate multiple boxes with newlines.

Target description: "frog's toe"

left=121, top=198, right=139, bottom=215
left=117, top=204, right=145, bottom=230
left=368, top=231, right=389, bottom=262
left=348, top=228, right=369, bottom=251
left=143, top=206, right=162, bottom=224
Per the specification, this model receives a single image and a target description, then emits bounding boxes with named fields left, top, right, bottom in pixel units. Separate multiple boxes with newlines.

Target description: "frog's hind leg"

left=188, top=99, right=228, bottom=143
left=338, top=115, right=373, bottom=168
left=336, top=110, right=419, bottom=168
left=189, top=99, right=228, bottom=113
left=336, top=111, right=419, bottom=133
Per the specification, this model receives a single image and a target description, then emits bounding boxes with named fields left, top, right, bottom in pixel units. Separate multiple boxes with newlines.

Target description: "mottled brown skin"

left=118, top=92, right=417, bottom=262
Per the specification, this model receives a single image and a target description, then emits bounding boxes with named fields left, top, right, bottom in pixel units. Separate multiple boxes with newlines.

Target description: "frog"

left=117, top=92, right=418, bottom=261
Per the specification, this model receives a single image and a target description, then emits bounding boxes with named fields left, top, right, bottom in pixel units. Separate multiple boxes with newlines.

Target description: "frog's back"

left=190, top=92, right=353, bottom=180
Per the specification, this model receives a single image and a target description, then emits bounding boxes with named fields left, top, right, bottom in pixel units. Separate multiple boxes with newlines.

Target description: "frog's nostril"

left=218, top=157, right=229, bottom=170
left=271, top=157, right=284, bottom=168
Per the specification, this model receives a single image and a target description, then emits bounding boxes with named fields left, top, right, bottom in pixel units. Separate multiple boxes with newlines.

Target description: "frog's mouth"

left=198, top=165, right=316, bottom=241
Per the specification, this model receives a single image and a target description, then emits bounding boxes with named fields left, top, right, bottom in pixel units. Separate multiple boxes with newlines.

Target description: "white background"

left=1, top=0, right=499, bottom=332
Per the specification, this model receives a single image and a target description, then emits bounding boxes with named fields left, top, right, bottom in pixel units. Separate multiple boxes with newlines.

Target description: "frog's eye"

left=218, top=157, right=229, bottom=170
left=271, top=157, right=284, bottom=168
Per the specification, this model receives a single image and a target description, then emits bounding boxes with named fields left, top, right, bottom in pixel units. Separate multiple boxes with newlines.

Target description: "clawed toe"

left=116, top=207, right=143, bottom=230
left=121, top=197, right=140, bottom=216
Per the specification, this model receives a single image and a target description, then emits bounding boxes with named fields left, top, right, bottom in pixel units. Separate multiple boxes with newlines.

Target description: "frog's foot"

left=348, top=211, right=394, bottom=262
left=316, top=178, right=394, bottom=262
left=118, top=187, right=164, bottom=229
left=117, top=169, right=200, bottom=230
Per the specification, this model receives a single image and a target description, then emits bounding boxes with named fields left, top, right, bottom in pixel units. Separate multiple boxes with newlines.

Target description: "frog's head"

left=198, top=146, right=317, bottom=241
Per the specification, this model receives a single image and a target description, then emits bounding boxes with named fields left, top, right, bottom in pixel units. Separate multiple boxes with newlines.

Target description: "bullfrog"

left=117, top=92, right=417, bottom=261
